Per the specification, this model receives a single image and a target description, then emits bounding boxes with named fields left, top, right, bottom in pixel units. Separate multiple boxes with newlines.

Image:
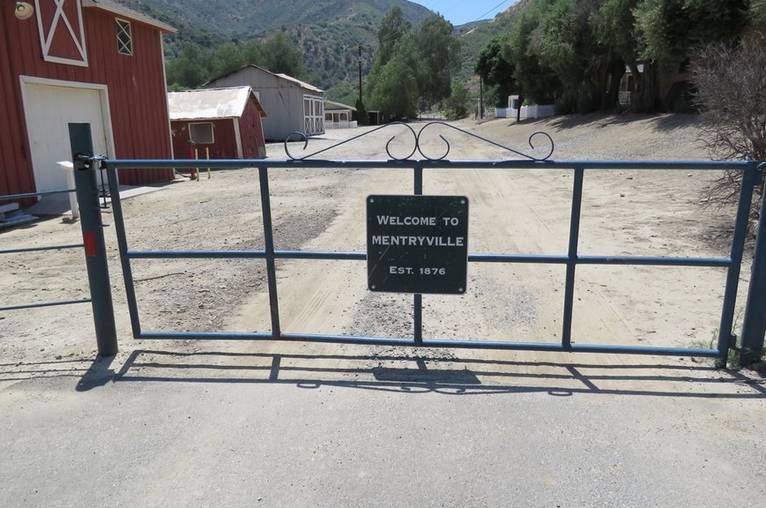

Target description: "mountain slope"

left=118, top=0, right=432, bottom=101
left=455, top=5, right=519, bottom=91
left=117, top=1, right=520, bottom=105
left=119, top=0, right=431, bottom=38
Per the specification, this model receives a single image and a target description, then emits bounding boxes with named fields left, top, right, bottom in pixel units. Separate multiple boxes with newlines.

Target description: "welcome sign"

left=366, top=195, right=469, bottom=294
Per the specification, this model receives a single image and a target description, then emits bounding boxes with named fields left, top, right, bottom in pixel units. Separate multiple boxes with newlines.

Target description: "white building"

left=324, top=100, right=357, bottom=129
left=205, top=65, right=325, bottom=141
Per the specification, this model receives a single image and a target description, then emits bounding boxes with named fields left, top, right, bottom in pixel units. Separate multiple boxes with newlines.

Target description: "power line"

left=412, top=0, right=517, bottom=25
left=470, top=0, right=514, bottom=24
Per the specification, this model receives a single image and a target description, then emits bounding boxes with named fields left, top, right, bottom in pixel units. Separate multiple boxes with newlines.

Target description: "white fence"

left=496, top=104, right=556, bottom=121
left=325, top=120, right=358, bottom=130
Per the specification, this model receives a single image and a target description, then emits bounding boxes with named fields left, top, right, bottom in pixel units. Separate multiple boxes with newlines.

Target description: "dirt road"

left=234, top=115, right=747, bottom=349
left=1, top=114, right=764, bottom=506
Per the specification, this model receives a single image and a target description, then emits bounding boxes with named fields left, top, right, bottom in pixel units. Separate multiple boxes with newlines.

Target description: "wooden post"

left=206, top=147, right=211, bottom=179
left=193, top=147, right=199, bottom=181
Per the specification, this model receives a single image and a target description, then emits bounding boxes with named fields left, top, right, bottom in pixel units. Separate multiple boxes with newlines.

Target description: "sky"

left=411, top=0, right=516, bottom=25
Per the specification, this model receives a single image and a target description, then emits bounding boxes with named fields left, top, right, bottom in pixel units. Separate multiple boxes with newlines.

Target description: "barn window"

left=116, top=19, right=133, bottom=56
left=189, top=123, right=215, bottom=144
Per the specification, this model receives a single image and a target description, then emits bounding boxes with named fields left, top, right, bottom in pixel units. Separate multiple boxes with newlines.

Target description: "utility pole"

left=358, top=44, right=363, bottom=104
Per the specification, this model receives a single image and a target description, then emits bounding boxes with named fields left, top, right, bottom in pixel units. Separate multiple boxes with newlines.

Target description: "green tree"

left=408, top=14, right=461, bottom=109
left=489, top=0, right=755, bottom=114
left=166, top=43, right=212, bottom=89
left=262, top=32, right=305, bottom=77
left=591, top=0, right=638, bottom=61
left=753, top=0, right=766, bottom=29
left=475, top=36, right=516, bottom=107
left=211, top=42, right=245, bottom=77
left=441, top=82, right=470, bottom=120
left=377, top=7, right=411, bottom=66
left=533, top=0, right=608, bottom=112
left=635, top=0, right=749, bottom=66
left=366, top=7, right=413, bottom=106
left=242, top=39, right=266, bottom=66
left=167, top=82, right=186, bottom=92
left=505, top=0, right=559, bottom=104
left=630, top=0, right=749, bottom=110
left=370, top=54, right=418, bottom=119
left=591, top=0, right=639, bottom=109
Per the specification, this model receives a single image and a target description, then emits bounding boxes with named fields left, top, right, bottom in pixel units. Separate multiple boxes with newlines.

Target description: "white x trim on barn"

left=34, top=0, right=88, bottom=67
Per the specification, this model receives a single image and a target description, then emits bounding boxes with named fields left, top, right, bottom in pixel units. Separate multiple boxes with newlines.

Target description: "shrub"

left=691, top=32, right=766, bottom=228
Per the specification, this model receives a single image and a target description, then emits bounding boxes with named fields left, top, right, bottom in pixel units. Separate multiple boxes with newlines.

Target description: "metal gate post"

left=717, top=164, right=757, bottom=365
left=740, top=165, right=766, bottom=365
left=74, top=156, right=118, bottom=356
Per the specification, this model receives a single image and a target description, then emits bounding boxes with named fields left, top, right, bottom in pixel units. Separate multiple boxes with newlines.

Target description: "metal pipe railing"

left=0, top=189, right=76, bottom=202
left=0, top=244, right=84, bottom=255
left=97, top=156, right=765, bottom=366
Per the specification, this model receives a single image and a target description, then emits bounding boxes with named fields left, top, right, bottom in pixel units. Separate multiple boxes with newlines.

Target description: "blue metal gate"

left=94, top=123, right=766, bottom=365
left=0, top=189, right=91, bottom=312
left=1, top=124, right=118, bottom=356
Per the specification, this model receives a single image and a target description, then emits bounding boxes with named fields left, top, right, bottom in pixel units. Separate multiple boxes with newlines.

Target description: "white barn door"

left=303, top=95, right=324, bottom=136
left=21, top=79, right=112, bottom=193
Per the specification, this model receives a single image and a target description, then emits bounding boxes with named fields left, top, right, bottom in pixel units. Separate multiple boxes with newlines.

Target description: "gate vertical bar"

left=259, top=166, right=282, bottom=338
left=413, top=162, right=423, bottom=345
left=105, top=163, right=142, bottom=338
left=740, top=164, right=766, bottom=364
left=74, top=156, right=118, bottom=356
left=562, top=167, right=585, bottom=349
left=717, top=163, right=757, bottom=365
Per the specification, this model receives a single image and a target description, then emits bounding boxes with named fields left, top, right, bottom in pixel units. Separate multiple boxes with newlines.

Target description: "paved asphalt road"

left=1, top=346, right=764, bottom=507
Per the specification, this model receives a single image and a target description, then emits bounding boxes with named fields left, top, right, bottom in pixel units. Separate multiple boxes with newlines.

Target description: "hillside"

left=118, top=0, right=432, bottom=102
left=117, top=0, right=520, bottom=104
left=120, top=0, right=431, bottom=38
left=455, top=4, right=520, bottom=93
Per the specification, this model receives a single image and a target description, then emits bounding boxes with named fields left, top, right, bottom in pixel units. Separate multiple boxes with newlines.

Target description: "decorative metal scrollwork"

left=415, top=121, right=554, bottom=162
left=284, top=122, right=418, bottom=161
left=284, top=121, right=555, bottom=162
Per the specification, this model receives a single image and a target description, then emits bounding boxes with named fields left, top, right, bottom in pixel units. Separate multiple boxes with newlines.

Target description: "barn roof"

left=168, top=87, right=266, bottom=121
left=204, top=65, right=324, bottom=94
left=325, top=100, right=356, bottom=112
left=82, top=0, right=176, bottom=33
left=274, top=73, right=324, bottom=94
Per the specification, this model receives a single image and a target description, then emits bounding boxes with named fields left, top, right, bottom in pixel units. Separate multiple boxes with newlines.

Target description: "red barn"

left=0, top=0, right=176, bottom=198
left=168, top=86, right=267, bottom=160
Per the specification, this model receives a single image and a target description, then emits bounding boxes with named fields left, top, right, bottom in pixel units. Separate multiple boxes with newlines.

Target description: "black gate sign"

left=367, top=195, right=469, bottom=294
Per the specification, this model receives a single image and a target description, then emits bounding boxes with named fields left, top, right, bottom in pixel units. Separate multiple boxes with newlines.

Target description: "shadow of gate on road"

left=49, top=348, right=766, bottom=399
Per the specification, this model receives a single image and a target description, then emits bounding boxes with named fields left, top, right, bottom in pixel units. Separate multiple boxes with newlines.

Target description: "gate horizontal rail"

left=0, top=243, right=85, bottom=255
left=136, top=331, right=721, bottom=358
left=0, top=188, right=77, bottom=202
left=100, top=155, right=763, bottom=365
left=0, top=188, right=93, bottom=313
left=107, top=159, right=750, bottom=170
left=123, top=249, right=733, bottom=268
left=0, top=298, right=92, bottom=312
